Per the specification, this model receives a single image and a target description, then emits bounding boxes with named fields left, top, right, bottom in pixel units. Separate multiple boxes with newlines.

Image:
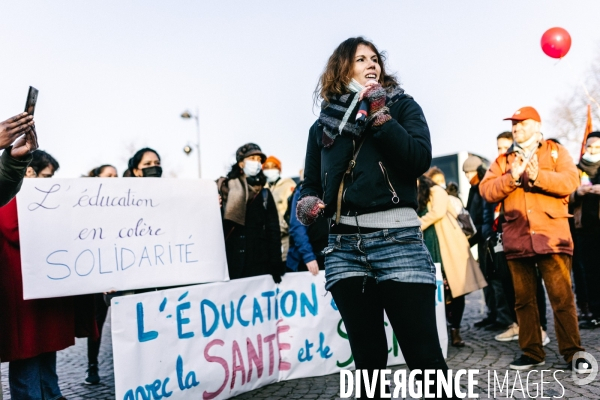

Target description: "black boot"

left=451, top=328, right=465, bottom=347
left=578, top=303, right=593, bottom=321
left=473, top=316, right=495, bottom=328
left=84, top=363, right=100, bottom=385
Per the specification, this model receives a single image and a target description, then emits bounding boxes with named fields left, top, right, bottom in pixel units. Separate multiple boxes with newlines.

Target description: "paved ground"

left=2, top=290, right=599, bottom=399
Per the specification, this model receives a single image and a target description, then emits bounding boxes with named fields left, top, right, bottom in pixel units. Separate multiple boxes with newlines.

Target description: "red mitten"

left=363, top=83, right=391, bottom=126
left=296, top=196, right=324, bottom=226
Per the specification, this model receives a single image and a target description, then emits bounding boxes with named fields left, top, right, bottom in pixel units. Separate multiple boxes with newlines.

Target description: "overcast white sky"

left=1, top=0, right=599, bottom=178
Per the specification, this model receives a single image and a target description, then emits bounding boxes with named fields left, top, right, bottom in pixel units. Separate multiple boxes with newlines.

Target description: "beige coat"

left=267, top=177, right=296, bottom=261
left=420, top=185, right=487, bottom=297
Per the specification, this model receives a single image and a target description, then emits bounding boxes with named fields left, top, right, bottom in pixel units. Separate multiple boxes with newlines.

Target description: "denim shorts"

left=323, top=226, right=436, bottom=291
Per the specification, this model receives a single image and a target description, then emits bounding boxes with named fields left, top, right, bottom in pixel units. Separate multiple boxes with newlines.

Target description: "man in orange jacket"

left=480, top=106, right=589, bottom=373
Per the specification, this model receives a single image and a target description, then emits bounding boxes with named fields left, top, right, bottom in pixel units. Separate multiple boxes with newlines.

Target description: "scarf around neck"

left=578, top=157, right=600, bottom=184
left=318, top=84, right=405, bottom=147
left=514, top=134, right=541, bottom=157
left=223, top=177, right=262, bottom=226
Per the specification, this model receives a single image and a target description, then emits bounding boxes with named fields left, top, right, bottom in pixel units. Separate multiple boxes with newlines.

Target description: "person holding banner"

left=83, top=164, right=118, bottom=385
left=0, top=150, right=98, bottom=400
left=124, top=149, right=173, bottom=296
left=123, top=147, right=162, bottom=178
left=298, top=37, right=451, bottom=398
left=217, top=143, right=283, bottom=283
left=263, top=155, right=296, bottom=273
left=0, top=112, right=38, bottom=206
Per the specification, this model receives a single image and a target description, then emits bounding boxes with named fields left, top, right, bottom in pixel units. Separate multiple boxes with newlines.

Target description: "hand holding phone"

left=10, top=124, right=39, bottom=160
left=0, top=113, right=34, bottom=151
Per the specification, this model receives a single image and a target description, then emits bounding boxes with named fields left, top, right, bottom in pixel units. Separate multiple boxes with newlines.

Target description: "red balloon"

left=541, top=27, right=571, bottom=59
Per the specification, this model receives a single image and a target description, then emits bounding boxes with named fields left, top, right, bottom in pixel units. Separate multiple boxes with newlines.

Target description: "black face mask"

left=141, top=166, right=163, bottom=178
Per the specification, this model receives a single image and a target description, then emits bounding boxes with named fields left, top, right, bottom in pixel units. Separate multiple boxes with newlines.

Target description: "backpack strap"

left=335, top=138, right=366, bottom=224
left=548, top=140, right=559, bottom=166
left=498, top=153, right=509, bottom=175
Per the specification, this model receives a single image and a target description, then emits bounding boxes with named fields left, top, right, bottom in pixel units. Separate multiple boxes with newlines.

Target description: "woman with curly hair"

left=297, top=37, right=452, bottom=398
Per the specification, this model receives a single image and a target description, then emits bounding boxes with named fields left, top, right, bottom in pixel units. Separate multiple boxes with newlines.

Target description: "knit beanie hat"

left=236, top=143, right=266, bottom=163
left=462, top=155, right=483, bottom=173
left=263, top=156, right=282, bottom=171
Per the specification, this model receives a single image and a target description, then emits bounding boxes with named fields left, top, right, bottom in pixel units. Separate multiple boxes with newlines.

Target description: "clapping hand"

left=526, top=154, right=539, bottom=182
left=589, top=184, right=600, bottom=195
left=0, top=113, right=34, bottom=151
left=511, top=153, right=528, bottom=181
left=577, top=185, right=592, bottom=196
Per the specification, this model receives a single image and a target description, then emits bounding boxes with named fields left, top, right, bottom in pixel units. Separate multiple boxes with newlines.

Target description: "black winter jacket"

left=222, top=186, right=282, bottom=280
left=467, top=166, right=495, bottom=246
left=573, top=160, right=600, bottom=233
left=301, top=94, right=432, bottom=217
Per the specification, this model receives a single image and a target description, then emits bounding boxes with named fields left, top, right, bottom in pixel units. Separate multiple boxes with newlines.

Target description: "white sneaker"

left=495, top=323, right=519, bottom=342
left=542, top=329, right=550, bottom=346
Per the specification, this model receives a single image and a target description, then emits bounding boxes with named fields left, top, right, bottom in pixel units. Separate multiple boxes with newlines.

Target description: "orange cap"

left=504, top=106, right=541, bottom=123
left=263, top=155, right=282, bottom=171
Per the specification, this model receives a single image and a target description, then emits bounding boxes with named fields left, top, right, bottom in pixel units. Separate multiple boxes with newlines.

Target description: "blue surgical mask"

left=243, top=160, right=262, bottom=177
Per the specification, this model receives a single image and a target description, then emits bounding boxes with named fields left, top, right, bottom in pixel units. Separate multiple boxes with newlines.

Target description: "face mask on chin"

left=141, top=166, right=163, bottom=177
left=243, top=160, right=262, bottom=177
left=263, top=169, right=280, bottom=183
left=516, top=132, right=542, bottom=151
left=582, top=152, right=600, bottom=163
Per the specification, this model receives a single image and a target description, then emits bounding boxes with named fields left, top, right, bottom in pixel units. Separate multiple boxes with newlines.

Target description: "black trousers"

left=87, top=293, right=109, bottom=365
left=571, top=232, right=588, bottom=309
left=478, top=242, right=498, bottom=321
left=330, top=277, right=452, bottom=399
left=446, top=295, right=465, bottom=329
left=579, top=232, right=600, bottom=317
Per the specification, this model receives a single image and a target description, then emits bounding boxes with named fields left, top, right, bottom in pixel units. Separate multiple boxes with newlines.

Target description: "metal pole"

left=195, top=107, right=201, bottom=178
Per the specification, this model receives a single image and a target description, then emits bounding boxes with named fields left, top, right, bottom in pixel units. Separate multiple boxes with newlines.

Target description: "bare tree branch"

left=549, top=46, right=600, bottom=156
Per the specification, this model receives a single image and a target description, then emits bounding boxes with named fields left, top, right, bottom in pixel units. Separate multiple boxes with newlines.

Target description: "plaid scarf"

left=318, top=85, right=405, bottom=147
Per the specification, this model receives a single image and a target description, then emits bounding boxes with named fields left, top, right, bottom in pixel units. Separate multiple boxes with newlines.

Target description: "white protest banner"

left=16, top=178, right=228, bottom=299
left=112, top=275, right=280, bottom=400
left=111, top=267, right=447, bottom=400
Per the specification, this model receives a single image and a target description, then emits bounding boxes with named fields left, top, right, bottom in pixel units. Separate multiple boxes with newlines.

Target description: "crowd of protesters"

left=0, top=39, right=598, bottom=399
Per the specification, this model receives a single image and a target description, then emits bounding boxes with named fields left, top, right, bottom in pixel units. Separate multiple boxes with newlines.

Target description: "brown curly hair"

left=424, top=166, right=445, bottom=181
left=314, top=37, right=399, bottom=105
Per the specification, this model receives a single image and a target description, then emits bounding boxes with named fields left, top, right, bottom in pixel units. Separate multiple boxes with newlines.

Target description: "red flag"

left=580, top=104, right=593, bottom=160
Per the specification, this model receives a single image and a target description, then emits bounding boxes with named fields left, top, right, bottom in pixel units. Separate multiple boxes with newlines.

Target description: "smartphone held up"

left=25, top=86, right=39, bottom=116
